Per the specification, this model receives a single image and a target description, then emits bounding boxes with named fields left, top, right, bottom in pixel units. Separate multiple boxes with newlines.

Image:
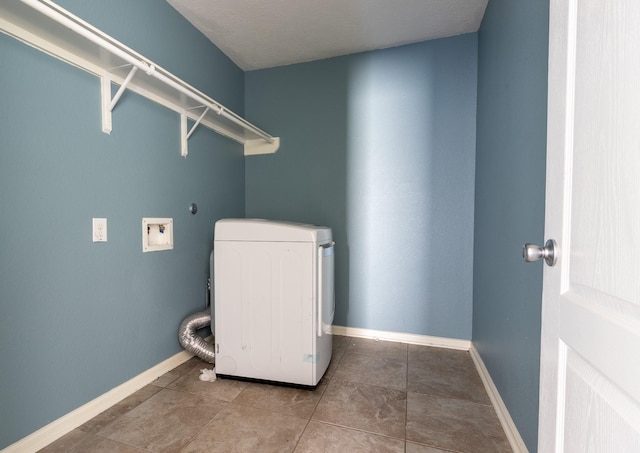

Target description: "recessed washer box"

left=142, top=218, right=173, bottom=252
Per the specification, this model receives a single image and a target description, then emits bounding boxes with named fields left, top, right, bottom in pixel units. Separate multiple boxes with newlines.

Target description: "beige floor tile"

left=405, top=441, right=452, bottom=453
left=39, top=337, right=508, bottom=453
left=294, top=421, right=405, bottom=452
left=406, top=392, right=511, bottom=453
left=232, top=380, right=326, bottom=418
left=408, top=345, right=473, bottom=368
left=345, top=337, right=408, bottom=358
left=166, top=365, right=248, bottom=402
left=323, top=354, right=342, bottom=380
left=333, top=352, right=407, bottom=390
left=80, top=384, right=162, bottom=434
left=312, top=380, right=406, bottom=439
left=151, top=356, right=206, bottom=388
left=408, top=346, right=490, bottom=404
left=323, top=335, right=349, bottom=379
left=38, top=429, right=89, bottom=452
left=331, top=334, right=350, bottom=356
left=181, top=403, right=308, bottom=453
left=98, top=388, right=227, bottom=452
left=39, top=429, right=147, bottom=452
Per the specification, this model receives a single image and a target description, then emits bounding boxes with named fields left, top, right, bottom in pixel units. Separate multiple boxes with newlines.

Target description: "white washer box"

left=213, top=218, right=334, bottom=387
left=142, top=218, right=173, bottom=252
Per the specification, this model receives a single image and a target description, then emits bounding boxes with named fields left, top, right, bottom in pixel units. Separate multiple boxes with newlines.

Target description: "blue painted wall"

left=0, top=0, right=244, bottom=448
left=245, top=35, right=477, bottom=339
left=1, top=0, right=550, bottom=448
left=473, top=1, right=549, bottom=451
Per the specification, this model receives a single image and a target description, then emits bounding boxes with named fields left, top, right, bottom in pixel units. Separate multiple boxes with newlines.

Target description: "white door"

left=538, top=0, right=640, bottom=451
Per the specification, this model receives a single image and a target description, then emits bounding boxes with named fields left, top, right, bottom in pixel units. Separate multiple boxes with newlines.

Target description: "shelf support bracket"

left=180, top=107, right=209, bottom=157
left=101, top=66, right=138, bottom=134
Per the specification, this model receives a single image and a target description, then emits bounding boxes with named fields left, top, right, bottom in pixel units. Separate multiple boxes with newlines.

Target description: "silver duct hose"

left=178, top=310, right=215, bottom=364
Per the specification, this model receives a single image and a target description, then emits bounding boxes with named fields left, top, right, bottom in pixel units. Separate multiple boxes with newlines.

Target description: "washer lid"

left=214, top=218, right=332, bottom=243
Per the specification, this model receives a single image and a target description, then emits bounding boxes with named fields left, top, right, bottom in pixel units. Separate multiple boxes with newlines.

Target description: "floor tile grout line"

left=224, top=397, right=317, bottom=422
left=41, top=336, right=508, bottom=452
left=296, top=338, right=408, bottom=450
left=133, top=366, right=232, bottom=452
left=211, top=345, right=341, bottom=452
left=405, top=341, right=409, bottom=451
left=406, top=387, right=497, bottom=408
left=307, top=419, right=407, bottom=442
left=329, top=375, right=407, bottom=393
left=178, top=401, right=231, bottom=453
left=292, top=416, right=314, bottom=452
left=246, top=343, right=342, bottom=453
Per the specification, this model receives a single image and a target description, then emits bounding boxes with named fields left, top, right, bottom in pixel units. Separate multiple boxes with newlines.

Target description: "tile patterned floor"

left=39, top=335, right=512, bottom=452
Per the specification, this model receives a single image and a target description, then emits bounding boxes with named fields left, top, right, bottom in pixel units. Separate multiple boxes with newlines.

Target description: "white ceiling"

left=167, top=0, right=488, bottom=71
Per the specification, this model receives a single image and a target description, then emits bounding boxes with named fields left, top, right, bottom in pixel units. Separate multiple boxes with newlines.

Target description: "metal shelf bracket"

left=101, top=65, right=139, bottom=134
left=180, top=106, right=210, bottom=157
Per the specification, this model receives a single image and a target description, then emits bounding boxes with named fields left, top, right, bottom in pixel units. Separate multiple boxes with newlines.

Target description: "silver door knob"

left=522, top=239, right=558, bottom=266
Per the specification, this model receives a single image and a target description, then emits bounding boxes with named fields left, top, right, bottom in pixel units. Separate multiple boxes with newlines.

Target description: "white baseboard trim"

left=330, top=325, right=471, bottom=350
left=6, top=333, right=526, bottom=453
left=469, top=344, right=528, bottom=453
left=3, top=338, right=212, bottom=453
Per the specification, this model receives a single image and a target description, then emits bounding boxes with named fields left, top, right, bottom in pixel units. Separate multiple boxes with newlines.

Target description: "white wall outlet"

left=92, top=218, right=107, bottom=242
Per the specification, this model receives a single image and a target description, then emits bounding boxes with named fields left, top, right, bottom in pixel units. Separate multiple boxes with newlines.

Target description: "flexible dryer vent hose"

left=178, top=310, right=215, bottom=364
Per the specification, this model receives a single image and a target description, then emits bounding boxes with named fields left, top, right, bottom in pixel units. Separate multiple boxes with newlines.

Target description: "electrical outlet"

left=92, top=218, right=107, bottom=242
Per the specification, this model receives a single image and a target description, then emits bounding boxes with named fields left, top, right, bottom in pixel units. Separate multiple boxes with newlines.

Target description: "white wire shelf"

left=0, top=0, right=280, bottom=156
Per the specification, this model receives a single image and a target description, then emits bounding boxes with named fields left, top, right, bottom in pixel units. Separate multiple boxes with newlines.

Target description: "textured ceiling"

left=167, top=0, right=488, bottom=71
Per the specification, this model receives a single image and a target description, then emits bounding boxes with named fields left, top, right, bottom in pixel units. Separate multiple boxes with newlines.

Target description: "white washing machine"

left=213, top=219, right=334, bottom=387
